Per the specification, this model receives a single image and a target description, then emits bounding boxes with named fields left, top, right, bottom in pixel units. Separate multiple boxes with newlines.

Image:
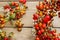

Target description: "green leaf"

left=9, top=13, right=15, bottom=19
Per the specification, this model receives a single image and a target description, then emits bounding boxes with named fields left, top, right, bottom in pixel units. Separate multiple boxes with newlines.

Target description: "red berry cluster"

left=4, top=1, right=27, bottom=20
left=3, top=0, right=28, bottom=31
left=19, top=0, right=26, bottom=4
left=33, top=0, right=60, bottom=40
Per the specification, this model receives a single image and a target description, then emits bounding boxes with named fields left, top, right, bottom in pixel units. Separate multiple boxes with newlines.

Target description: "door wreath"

left=33, top=0, right=60, bottom=40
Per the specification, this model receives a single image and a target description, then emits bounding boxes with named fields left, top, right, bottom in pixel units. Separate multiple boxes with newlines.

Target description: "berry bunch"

left=0, top=30, right=14, bottom=40
left=33, top=0, right=60, bottom=40
left=0, top=15, right=5, bottom=28
left=3, top=0, right=28, bottom=31
left=15, top=20, right=24, bottom=31
left=4, top=1, right=27, bottom=20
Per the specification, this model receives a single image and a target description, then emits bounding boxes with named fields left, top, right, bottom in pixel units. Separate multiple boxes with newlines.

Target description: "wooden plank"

left=0, top=0, right=43, bottom=2
left=2, top=28, right=60, bottom=40
left=53, top=11, right=60, bottom=27
left=2, top=28, right=34, bottom=40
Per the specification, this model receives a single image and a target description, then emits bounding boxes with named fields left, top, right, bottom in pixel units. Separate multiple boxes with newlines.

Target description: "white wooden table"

left=0, top=1, right=60, bottom=40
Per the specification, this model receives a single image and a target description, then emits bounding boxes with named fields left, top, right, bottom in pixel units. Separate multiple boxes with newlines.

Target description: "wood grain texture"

left=2, top=28, right=34, bottom=40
